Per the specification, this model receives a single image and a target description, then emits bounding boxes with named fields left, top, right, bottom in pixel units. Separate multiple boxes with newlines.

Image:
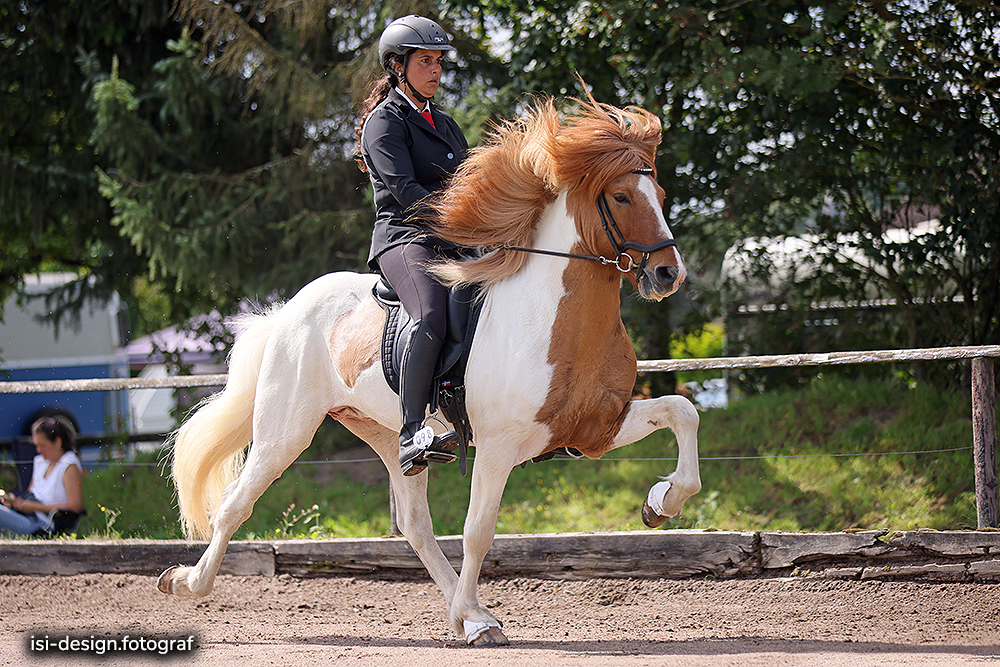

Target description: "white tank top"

left=31, top=450, right=83, bottom=527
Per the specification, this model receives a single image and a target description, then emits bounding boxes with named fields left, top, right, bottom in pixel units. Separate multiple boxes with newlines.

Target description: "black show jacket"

left=360, top=88, right=469, bottom=270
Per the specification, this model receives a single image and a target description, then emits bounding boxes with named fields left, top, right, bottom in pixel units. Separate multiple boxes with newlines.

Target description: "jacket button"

left=447, top=153, right=454, bottom=159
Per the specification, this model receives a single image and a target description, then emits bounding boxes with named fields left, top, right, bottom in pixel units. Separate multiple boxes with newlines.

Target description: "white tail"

left=167, top=310, right=278, bottom=539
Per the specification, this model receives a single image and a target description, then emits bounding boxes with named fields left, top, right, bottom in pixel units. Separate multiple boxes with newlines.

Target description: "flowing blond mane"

left=429, top=95, right=662, bottom=288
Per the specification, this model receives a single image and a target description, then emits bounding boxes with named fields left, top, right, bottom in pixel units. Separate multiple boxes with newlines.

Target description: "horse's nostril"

left=655, top=265, right=678, bottom=287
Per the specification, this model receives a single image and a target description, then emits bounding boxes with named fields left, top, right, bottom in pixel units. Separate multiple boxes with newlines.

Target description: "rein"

left=501, top=168, right=677, bottom=276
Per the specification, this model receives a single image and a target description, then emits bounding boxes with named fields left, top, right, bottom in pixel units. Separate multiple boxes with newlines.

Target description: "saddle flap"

left=371, top=279, right=483, bottom=396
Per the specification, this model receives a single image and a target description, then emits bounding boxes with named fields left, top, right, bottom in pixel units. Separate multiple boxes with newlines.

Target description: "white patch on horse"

left=637, top=174, right=687, bottom=281
left=465, top=192, right=577, bottom=461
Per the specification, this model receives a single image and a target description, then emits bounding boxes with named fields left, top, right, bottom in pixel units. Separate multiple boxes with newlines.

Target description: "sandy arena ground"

left=1, top=572, right=998, bottom=665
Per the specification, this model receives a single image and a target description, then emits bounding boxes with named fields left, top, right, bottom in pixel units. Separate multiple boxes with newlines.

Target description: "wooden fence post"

left=388, top=480, right=402, bottom=536
left=972, top=357, right=998, bottom=529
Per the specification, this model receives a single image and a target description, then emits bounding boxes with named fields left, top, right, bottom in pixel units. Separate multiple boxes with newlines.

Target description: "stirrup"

left=400, top=426, right=459, bottom=476
left=423, top=430, right=460, bottom=464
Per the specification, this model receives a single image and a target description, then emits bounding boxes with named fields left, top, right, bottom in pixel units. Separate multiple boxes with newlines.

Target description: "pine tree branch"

left=175, top=0, right=336, bottom=119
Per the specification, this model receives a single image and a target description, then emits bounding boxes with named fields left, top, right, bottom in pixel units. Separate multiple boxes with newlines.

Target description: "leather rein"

left=501, top=168, right=677, bottom=277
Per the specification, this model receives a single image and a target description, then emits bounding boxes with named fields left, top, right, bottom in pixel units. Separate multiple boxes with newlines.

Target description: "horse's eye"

left=613, top=193, right=630, bottom=205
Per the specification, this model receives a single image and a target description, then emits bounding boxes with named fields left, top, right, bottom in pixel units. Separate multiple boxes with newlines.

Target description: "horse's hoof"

left=642, top=479, right=677, bottom=527
left=641, top=499, right=668, bottom=528
left=157, top=566, right=178, bottom=595
left=464, top=620, right=508, bottom=646
left=469, top=626, right=509, bottom=647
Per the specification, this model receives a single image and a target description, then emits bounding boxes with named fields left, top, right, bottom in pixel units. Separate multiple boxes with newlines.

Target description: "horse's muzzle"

left=639, top=262, right=686, bottom=301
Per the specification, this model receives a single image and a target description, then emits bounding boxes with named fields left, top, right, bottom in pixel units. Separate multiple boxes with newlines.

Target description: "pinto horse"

left=157, top=96, right=702, bottom=646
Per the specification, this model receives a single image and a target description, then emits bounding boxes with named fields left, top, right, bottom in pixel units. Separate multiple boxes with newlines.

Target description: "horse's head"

left=573, top=169, right=686, bottom=301
left=548, top=97, right=685, bottom=301
left=427, top=94, right=686, bottom=299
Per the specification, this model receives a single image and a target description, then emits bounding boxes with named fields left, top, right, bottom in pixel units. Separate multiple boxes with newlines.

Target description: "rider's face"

left=397, top=49, right=444, bottom=103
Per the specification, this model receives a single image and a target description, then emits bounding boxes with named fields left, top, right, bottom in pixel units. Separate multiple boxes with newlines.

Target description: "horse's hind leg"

left=159, top=408, right=324, bottom=598
left=611, top=395, right=701, bottom=525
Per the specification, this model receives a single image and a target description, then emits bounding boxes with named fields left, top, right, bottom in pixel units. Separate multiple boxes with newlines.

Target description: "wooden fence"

left=4, top=530, right=1000, bottom=581
left=3, top=344, right=998, bottom=527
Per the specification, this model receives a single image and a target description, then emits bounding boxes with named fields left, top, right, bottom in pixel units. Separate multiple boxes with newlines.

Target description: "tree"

left=88, top=32, right=373, bottom=317
left=87, top=0, right=512, bottom=324
left=2, top=1, right=512, bottom=336
left=486, top=0, right=1000, bottom=383
left=12, top=0, right=996, bottom=387
left=0, top=0, right=180, bottom=329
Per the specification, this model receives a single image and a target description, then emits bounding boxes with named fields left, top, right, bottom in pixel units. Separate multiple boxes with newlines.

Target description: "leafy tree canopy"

left=2, top=0, right=512, bottom=339
left=3, top=0, right=997, bottom=381
left=1, top=0, right=180, bottom=331
left=493, top=0, right=1000, bottom=356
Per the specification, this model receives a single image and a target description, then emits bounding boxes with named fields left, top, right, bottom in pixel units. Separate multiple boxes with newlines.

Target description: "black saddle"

left=372, top=278, right=483, bottom=475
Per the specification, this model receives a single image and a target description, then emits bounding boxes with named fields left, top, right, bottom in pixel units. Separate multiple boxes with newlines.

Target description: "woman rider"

left=355, top=16, right=468, bottom=476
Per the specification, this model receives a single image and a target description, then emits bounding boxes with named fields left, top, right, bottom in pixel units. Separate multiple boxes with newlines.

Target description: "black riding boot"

left=398, top=320, right=460, bottom=476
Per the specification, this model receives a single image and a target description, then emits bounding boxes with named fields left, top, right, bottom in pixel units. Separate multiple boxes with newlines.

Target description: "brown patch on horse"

left=329, top=299, right=383, bottom=388
left=533, top=250, right=637, bottom=458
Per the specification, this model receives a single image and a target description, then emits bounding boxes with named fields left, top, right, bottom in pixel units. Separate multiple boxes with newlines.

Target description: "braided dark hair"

left=354, top=53, right=405, bottom=174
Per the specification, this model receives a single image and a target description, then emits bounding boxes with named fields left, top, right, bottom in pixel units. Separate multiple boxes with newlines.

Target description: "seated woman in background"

left=0, top=416, right=84, bottom=536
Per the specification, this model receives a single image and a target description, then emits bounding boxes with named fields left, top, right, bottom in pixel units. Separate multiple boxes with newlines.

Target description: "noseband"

left=503, top=168, right=677, bottom=278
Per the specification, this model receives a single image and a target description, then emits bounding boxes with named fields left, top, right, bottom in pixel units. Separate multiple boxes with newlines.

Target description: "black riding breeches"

left=376, top=242, right=449, bottom=341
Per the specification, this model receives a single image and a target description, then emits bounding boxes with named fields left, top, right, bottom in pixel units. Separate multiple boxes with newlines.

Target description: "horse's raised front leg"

left=611, top=395, right=701, bottom=527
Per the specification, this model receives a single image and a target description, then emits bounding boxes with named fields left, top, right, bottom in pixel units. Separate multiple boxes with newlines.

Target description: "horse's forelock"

left=554, top=100, right=662, bottom=201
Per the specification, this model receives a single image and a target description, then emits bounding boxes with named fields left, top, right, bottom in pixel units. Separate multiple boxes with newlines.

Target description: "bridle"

left=502, top=168, right=677, bottom=278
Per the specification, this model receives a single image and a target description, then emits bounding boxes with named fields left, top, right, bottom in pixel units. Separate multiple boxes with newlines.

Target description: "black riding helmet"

left=378, top=15, right=453, bottom=70
left=378, top=15, right=453, bottom=103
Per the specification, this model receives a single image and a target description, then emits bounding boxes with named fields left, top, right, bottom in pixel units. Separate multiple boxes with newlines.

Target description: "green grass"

left=7, top=375, right=987, bottom=540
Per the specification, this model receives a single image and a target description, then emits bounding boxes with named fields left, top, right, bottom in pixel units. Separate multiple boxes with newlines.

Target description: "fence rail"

left=636, top=344, right=1000, bottom=373
left=3, top=345, right=998, bottom=527
left=0, top=374, right=228, bottom=394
